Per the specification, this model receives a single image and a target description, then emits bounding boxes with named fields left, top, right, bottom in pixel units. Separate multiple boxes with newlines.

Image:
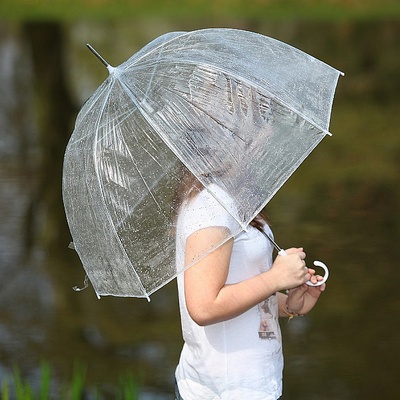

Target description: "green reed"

left=1, top=361, right=140, bottom=400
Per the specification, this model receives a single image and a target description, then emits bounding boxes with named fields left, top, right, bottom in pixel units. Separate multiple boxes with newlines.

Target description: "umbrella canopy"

left=62, top=28, right=343, bottom=299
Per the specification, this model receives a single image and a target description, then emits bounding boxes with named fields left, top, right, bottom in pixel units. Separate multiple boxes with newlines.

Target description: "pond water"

left=0, top=19, right=399, bottom=399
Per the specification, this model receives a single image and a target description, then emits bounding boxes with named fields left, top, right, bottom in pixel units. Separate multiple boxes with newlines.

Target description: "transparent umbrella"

left=62, top=28, right=343, bottom=300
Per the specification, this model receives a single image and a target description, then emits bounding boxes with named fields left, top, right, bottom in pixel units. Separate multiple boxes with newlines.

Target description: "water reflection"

left=0, top=19, right=399, bottom=399
left=274, top=179, right=400, bottom=399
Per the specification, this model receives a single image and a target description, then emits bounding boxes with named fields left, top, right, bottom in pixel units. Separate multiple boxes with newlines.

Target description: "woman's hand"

left=271, top=248, right=326, bottom=317
left=269, top=248, right=311, bottom=291
left=285, top=280, right=326, bottom=316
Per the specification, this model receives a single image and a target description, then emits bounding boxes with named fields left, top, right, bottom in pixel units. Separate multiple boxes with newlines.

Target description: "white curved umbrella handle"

left=306, top=260, right=329, bottom=287
left=278, top=249, right=329, bottom=287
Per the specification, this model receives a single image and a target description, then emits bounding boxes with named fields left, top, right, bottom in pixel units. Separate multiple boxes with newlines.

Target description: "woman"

left=174, top=172, right=326, bottom=400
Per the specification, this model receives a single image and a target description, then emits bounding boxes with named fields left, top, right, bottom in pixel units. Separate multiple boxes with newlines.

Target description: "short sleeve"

left=181, top=185, right=240, bottom=239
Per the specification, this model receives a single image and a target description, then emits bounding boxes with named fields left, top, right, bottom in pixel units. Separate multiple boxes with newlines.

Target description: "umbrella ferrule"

left=86, top=43, right=112, bottom=71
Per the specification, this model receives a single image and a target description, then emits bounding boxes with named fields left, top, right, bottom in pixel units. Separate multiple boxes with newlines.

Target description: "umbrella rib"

left=96, top=107, right=163, bottom=165
left=91, top=91, right=150, bottom=299
left=112, top=118, right=164, bottom=212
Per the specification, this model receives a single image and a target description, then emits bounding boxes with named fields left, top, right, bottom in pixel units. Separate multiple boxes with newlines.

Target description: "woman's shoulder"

left=180, top=184, right=240, bottom=235
left=193, top=184, right=234, bottom=208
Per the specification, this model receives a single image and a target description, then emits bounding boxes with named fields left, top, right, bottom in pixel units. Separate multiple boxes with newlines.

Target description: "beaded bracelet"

left=284, top=299, right=304, bottom=321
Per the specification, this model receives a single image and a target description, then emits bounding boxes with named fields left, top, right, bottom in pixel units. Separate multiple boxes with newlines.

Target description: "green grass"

left=1, top=0, right=400, bottom=21
left=1, top=361, right=140, bottom=400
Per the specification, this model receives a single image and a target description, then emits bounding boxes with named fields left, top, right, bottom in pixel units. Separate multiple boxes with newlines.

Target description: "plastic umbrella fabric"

left=62, top=28, right=343, bottom=300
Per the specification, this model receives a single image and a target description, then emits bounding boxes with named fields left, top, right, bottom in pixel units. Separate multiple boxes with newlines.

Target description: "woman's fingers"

left=283, top=247, right=305, bottom=257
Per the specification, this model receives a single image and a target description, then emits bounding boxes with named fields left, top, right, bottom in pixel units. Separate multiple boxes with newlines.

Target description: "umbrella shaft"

left=261, top=230, right=283, bottom=253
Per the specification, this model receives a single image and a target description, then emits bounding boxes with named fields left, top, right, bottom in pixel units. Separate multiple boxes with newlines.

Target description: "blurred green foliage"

left=1, top=0, right=400, bottom=21
left=2, top=361, right=140, bottom=400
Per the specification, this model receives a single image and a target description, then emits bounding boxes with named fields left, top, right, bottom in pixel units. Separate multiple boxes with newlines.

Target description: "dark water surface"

left=0, top=19, right=399, bottom=399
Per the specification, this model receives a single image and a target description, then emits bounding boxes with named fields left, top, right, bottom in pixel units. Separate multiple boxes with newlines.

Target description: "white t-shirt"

left=175, top=185, right=283, bottom=400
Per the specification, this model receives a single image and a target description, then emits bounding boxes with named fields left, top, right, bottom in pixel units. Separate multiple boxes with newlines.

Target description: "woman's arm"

left=184, top=227, right=310, bottom=326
